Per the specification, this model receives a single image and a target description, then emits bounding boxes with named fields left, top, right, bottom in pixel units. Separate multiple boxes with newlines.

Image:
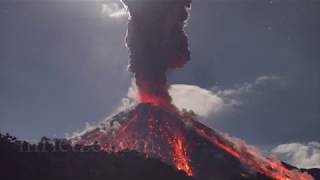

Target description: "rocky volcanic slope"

left=73, top=103, right=319, bottom=180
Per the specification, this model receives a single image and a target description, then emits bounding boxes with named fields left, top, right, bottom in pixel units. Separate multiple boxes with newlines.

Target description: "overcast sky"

left=1, top=0, right=319, bottom=157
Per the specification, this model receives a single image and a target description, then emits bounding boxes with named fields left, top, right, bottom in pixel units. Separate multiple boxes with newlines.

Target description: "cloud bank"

left=272, top=142, right=320, bottom=169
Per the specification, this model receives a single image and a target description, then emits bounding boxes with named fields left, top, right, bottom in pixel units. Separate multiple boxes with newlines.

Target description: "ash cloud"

left=122, top=0, right=191, bottom=105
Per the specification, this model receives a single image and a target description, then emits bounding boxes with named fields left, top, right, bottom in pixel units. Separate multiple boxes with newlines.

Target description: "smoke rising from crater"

left=122, top=0, right=191, bottom=107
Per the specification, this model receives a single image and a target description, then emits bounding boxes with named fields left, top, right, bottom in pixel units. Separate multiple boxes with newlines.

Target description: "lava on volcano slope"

left=72, top=103, right=314, bottom=180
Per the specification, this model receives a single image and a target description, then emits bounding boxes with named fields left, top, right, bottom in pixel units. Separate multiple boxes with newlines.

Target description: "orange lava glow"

left=173, top=137, right=193, bottom=176
left=135, top=80, right=175, bottom=111
left=138, top=94, right=167, bottom=107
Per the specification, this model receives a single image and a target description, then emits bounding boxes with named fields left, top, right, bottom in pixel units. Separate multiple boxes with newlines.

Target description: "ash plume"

left=122, top=0, right=192, bottom=107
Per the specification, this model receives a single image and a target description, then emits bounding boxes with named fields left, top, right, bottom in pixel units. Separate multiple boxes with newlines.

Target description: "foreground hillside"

left=0, top=133, right=193, bottom=180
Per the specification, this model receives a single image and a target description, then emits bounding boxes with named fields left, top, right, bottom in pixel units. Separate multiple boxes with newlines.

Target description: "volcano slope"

left=72, top=103, right=314, bottom=180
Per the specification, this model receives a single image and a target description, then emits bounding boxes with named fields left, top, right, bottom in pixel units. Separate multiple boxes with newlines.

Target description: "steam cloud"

left=122, top=0, right=191, bottom=106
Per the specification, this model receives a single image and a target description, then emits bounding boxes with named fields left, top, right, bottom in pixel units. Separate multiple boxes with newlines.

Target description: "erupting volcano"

left=72, top=0, right=314, bottom=180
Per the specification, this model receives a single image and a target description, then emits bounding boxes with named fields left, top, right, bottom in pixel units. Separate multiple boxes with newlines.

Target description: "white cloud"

left=174, top=75, right=280, bottom=118
left=272, top=142, right=320, bottom=169
left=169, top=84, right=225, bottom=117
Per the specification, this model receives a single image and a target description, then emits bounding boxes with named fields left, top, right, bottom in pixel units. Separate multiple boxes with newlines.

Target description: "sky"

left=0, top=0, right=319, bottom=168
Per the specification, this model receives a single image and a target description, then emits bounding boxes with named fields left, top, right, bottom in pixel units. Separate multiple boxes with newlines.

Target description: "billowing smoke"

left=122, top=0, right=191, bottom=107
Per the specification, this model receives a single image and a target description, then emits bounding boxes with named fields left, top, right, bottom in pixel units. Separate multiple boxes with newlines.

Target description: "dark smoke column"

left=122, top=0, right=191, bottom=108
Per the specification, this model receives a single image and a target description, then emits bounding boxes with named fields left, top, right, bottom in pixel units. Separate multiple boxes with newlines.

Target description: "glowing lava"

left=172, top=137, right=193, bottom=176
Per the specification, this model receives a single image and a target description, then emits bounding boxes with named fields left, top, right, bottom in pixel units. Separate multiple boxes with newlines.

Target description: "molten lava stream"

left=163, top=116, right=193, bottom=176
left=172, top=137, right=193, bottom=176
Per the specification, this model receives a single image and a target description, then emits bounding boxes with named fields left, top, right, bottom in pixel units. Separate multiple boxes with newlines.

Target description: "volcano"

left=72, top=103, right=313, bottom=180
left=72, top=0, right=315, bottom=179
